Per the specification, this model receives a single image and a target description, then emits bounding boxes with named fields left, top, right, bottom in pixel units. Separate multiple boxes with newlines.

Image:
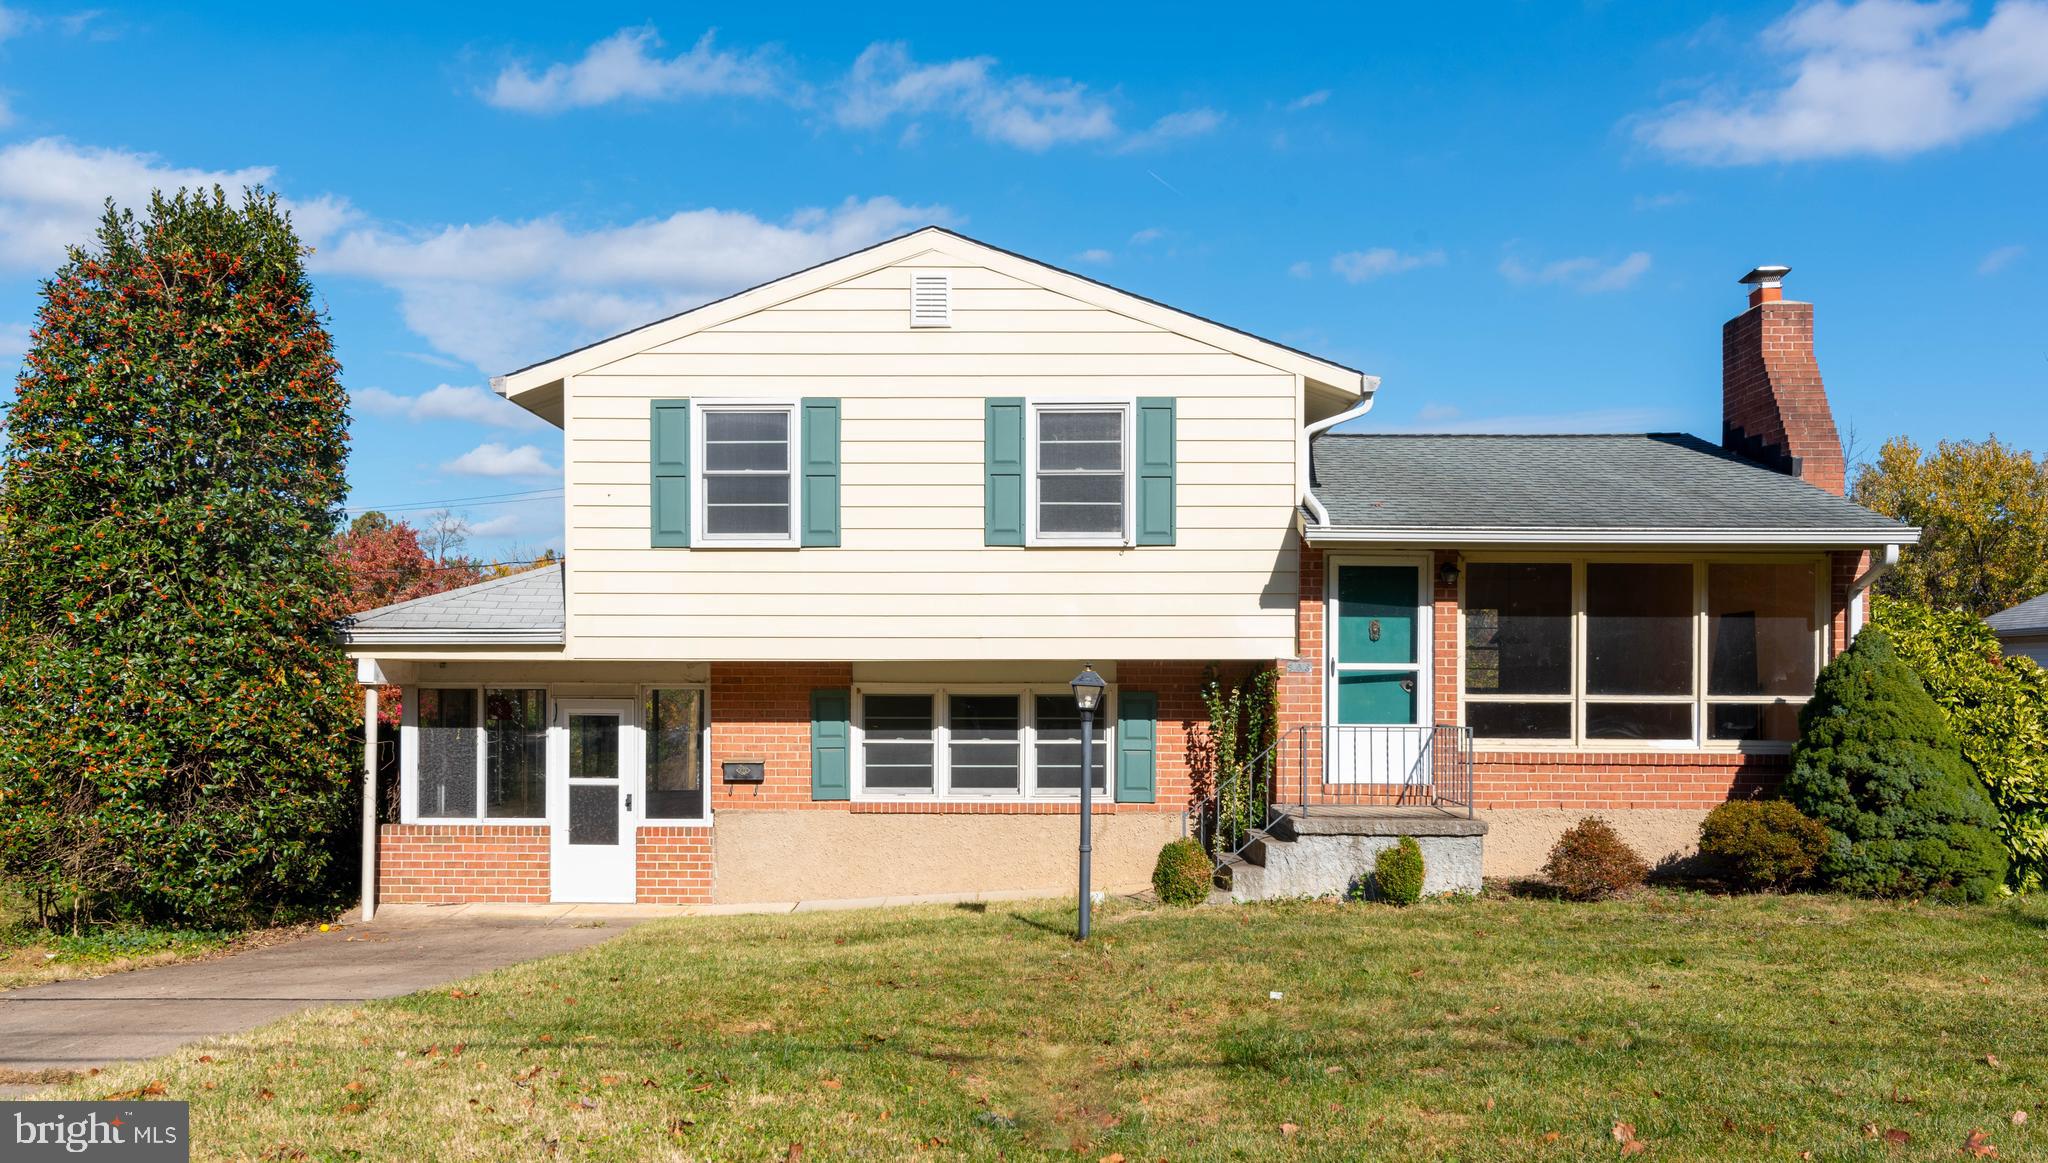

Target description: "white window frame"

left=1322, top=552, right=1435, bottom=730
left=1024, top=398, right=1136, bottom=548
left=640, top=684, right=713, bottom=827
left=1457, top=553, right=1828, bottom=753
left=691, top=399, right=801, bottom=548
left=850, top=684, right=1116, bottom=802
left=400, top=685, right=550, bottom=824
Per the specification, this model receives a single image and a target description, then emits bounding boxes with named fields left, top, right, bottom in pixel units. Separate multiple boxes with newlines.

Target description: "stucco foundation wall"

left=712, top=809, right=1183, bottom=903
left=1480, top=808, right=1712, bottom=879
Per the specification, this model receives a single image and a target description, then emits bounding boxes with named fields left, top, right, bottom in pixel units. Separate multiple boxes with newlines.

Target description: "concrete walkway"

left=0, top=908, right=661, bottom=1086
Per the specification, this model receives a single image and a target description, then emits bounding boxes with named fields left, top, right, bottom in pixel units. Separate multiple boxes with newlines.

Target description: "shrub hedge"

left=1152, top=838, right=1212, bottom=907
left=1373, top=836, right=1425, bottom=905
left=1698, top=800, right=1830, bottom=891
left=1543, top=818, right=1648, bottom=900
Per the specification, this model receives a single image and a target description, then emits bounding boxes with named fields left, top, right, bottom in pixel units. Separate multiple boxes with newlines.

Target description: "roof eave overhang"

left=492, top=227, right=1367, bottom=407
left=1302, top=525, right=1923, bottom=548
left=342, top=629, right=567, bottom=647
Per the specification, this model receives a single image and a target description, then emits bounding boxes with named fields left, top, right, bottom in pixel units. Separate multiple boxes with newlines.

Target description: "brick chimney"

left=1721, top=265, right=1845, bottom=494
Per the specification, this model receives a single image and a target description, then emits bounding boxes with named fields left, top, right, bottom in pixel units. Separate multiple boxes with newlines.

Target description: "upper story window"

left=1028, top=401, right=1132, bottom=545
left=697, top=402, right=797, bottom=546
left=1462, top=558, right=1821, bottom=747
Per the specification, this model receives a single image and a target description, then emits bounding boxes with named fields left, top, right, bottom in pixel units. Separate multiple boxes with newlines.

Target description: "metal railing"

left=1191, top=723, right=1475, bottom=870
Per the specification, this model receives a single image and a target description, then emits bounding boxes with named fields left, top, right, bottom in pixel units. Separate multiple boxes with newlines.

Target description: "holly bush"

left=1873, top=595, right=2048, bottom=892
left=0, top=189, right=357, bottom=927
left=1783, top=628, right=2008, bottom=902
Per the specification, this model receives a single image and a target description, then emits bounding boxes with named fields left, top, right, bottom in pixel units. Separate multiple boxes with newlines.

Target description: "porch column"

left=361, top=684, right=379, bottom=923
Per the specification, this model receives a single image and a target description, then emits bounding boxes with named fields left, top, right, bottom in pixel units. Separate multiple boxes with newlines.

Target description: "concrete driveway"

left=0, top=906, right=666, bottom=1085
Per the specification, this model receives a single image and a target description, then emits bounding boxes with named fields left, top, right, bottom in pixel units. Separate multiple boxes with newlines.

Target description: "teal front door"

left=1329, top=562, right=1430, bottom=786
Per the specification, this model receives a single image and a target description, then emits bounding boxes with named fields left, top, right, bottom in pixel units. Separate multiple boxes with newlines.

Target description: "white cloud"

left=1115, top=107, right=1222, bottom=152
left=0, top=95, right=13, bottom=128
left=1633, top=191, right=1691, bottom=210
left=1287, top=260, right=1314, bottom=279
left=317, top=195, right=940, bottom=372
left=0, top=5, right=28, bottom=42
left=1978, top=243, right=2025, bottom=273
left=835, top=42, right=1117, bottom=150
left=469, top=504, right=560, bottom=539
left=1129, top=227, right=1164, bottom=245
left=0, top=137, right=356, bottom=273
left=1415, top=403, right=1462, bottom=422
left=1499, top=250, right=1653, bottom=292
left=486, top=27, right=783, bottom=113
left=1074, top=248, right=1113, bottom=264
left=442, top=442, right=558, bottom=478
left=0, top=318, right=29, bottom=358
left=1286, top=89, right=1331, bottom=111
left=1637, top=0, right=2048, bottom=163
left=1330, top=247, right=1446, bottom=283
left=356, top=384, right=550, bottom=430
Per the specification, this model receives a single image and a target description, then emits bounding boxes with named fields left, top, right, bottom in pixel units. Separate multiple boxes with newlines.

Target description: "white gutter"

left=343, top=629, right=566, bottom=646
left=1847, top=543, right=1902, bottom=640
left=1304, top=526, right=1922, bottom=548
left=1300, top=386, right=1379, bottom=527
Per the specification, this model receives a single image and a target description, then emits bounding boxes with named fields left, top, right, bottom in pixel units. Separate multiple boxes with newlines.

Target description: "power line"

left=342, top=487, right=563, bottom=514
left=346, top=493, right=564, bottom=516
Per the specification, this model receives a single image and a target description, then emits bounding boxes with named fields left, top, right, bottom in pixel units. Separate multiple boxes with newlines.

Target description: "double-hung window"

left=412, top=687, right=548, bottom=820
left=855, top=688, right=1109, bottom=798
left=695, top=402, right=798, bottom=546
left=1028, top=401, right=1132, bottom=545
left=1462, top=558, right=1822, bottom=747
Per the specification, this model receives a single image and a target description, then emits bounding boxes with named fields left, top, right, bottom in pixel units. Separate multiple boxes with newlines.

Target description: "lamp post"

left=1070, top=664, right=1106, bottom=941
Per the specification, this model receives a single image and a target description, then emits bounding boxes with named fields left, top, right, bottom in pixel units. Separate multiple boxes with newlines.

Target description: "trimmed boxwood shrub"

left=1783, top=628, right=2008, bottom=902
left=1373, top=836, right=1425, bottom=905
left=1543, top=818, right=1648, bottom=900
left=1152, top=838, right=1212, bottom=907
left=1698, top=800, right=1830, bottom=891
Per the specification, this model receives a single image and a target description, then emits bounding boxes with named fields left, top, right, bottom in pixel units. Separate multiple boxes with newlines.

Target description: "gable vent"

left=910, top=272, right=952, bottom=328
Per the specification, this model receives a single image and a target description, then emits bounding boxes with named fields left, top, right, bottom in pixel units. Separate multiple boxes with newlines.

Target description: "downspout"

left=1300, top=388, right=1378, bottom=527
left=1846, top=543, right=1901, bottom=642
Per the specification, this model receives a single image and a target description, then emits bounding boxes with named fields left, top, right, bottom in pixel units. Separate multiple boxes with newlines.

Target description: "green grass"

left=45, top=891, right=2048, bottom=1161
left=0, top=920, right=242, bottom=992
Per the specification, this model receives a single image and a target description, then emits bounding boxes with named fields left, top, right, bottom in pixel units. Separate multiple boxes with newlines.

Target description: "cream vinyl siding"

left=561, top=251, right=1304, bottom=661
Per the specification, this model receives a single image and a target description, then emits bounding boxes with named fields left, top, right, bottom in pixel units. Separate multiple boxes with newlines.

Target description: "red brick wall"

left=637, top=827, right=713, bottom=905
left=1722, top=300, right=1845, bottom=495
left=377, top=824, right=548, bottom=904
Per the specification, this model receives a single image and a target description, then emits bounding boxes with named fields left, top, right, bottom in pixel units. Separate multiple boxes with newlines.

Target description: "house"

left=1987, top=594, right=2048, bottom=666
left=343, top=231, right=1916, bottom=910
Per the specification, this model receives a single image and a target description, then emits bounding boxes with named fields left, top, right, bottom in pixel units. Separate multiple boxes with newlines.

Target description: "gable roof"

left=492, top=226, right=1371, bottom=414
left=342, top=565, right=565, bottom=646
left=1987, top=592, right=2048, bottom=637
left=1306, top=433, right=1917, bottom=546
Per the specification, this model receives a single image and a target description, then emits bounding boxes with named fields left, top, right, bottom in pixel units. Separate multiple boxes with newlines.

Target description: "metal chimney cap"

left=1739, top=264, right=1791, bottom=287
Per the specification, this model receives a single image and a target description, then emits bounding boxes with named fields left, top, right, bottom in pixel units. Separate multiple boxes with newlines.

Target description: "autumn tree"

left=1853, top=436, right=2048, bottom=616
left=330, top=511, right=483, bottom=613
left=0, top=189, right=355, bottom=926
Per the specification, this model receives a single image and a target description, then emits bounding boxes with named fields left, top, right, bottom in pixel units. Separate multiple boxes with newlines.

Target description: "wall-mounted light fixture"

left=1437, top=560, right=1461, bottom=589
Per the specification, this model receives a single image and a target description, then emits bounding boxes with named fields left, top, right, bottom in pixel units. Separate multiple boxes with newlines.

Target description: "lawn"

left=45, top=891, right=2048, bottom=1161
left=0, top=882, right=310, bottom=993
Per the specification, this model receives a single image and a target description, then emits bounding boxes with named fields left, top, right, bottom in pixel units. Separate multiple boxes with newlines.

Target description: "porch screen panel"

left=1707, top=563, right=1818, bottom=742
left=416, top=688, right=478, bottom=818
left=483, top=688, right=546, bottom=818
left=1585, top=563, right=1696, bottom=741
left=1463, top=563, right=1571, bottom=740
left=646, top=688, right=706, bottom=819
left=863, top=694, right=936, bottom=792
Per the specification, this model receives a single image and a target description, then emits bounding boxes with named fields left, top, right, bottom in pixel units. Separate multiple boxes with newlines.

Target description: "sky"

left=0, top=0, right=2042, bottom=561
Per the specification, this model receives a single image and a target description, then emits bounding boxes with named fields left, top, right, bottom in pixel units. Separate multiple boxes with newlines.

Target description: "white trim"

left=691, top=398, right=801, bottom=549
left=639, top=684, right=713, bottom=828
left=400, top=685, right=551, bottom=825
left=1300, top=395, right=1378, bottom=527
left=850, top=683, right=1116, bottom=802
left=1023, top=397, right=1136, bottom=548
left=346, top=629, right=564, bottom=646
left=1307, top=526, right=1920, bottom=547
left=549, top=697, right=639, bottom=904
left=1323, top=553, right=1435, bottom=730
left=496, top=227, right=1367, bottom=402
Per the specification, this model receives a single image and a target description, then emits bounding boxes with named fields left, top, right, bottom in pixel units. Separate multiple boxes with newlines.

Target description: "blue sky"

left=0, top=1, right=2042, bottom=560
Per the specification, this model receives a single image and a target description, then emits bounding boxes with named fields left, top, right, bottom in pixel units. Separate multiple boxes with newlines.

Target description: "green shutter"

left=984, top=397, right=1025, bottom=546
left=1135, top=397, right=1176, bottom=546
left=650, top=399, right=691, bottom=548
left=1116, top=691, right=1158, bottom=804
left=810, top=688, right=851, bottom=801
left=800, top=398, right=841, bottom=547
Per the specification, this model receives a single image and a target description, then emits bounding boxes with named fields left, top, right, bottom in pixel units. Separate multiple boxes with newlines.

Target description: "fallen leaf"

left=1280, top=1123, right=1299, bottom=1137
left=1985, top=1054, right=2002, bottom=1068
left=1323, top=1066, right=1344, bottom=1076
left=1612, top=1123, right=1637, bottom=1145
left=783, top=1144, right=804, bottom=1162
left=667, top=1117, right=695, bottom=1133
left=338, top=1101, right=367, bottom=1115
left=1541, top=1131, right=1561, bottom=1143
left=1621, top=1143, right=1647, bottom=1156
left=343, top=1081, right=365, bottom=1093
left=600, top=1075, right=622, bottom=1086
left=821, top=1078, right=842, bottom=1090
left=1963, top=1129, right=1997, bottom=1157
left=257, top=1089, right=275, bottom=1101
left=1485, top=1097, right=1496, bottom=1112
left=538, top=1034, right=554, bottom=1043
left=1882, top=1128, right=1911, bottom=1146
left=514, top=1065, right=543, bottom=1083
left=2010, top=1111, right=2027, bottom=1127
left=1100, top=1155, right=1126, bottom=1163
left=196, top=1055, right=214, bottom=1064
left=201, top=1082, right=216, bottom=1091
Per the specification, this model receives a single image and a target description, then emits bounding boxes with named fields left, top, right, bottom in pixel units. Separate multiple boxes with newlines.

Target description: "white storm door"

left=549, top=698, right=639, bottom=903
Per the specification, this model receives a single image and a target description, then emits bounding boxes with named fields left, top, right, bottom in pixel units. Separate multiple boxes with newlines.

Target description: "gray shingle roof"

left=344, top=565, right=564, bottom=645
left=1987, top=592, right=2048, bottom=636
left=1309, top=433, right=1912, bottom=541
